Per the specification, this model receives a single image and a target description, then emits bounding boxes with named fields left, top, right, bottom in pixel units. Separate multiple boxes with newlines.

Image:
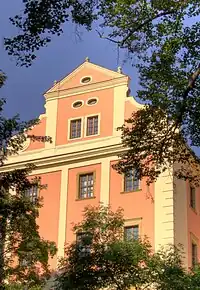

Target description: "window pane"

left=24, top=185, right=38, bottom=203
left=86, top=116, right=98, bottom=136
left=190, top=187, right=196, bottom=209
left=124, top=169, right=139, bottom=192
left=124, top=225, right=139, bottom=241
left=79, top=173, right=94, bottom=199
left=70, top=119, right=81, bottom=139
left=192, top=243, right=197, bottom=267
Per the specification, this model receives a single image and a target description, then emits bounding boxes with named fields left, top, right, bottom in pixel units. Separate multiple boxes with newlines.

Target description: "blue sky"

left=0, top=0, right=138, bottom=121
left=1, top=2, right=200, bottom=156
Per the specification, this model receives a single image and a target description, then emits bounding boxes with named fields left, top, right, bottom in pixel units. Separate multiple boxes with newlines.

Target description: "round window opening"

left=73, top=101, right=83, bottom=108
left=81, top=76, right=91, bottom=84
left=87, top=98, right=98, bottom=106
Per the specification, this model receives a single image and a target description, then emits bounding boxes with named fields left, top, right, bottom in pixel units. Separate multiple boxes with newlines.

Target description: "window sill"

left=120, top=189, right=142, bottom=194
left=68, top=136, right=82, bottom=141
left=190, top=206, right=197, bottom=215
left=85, top=133, right=100, bottom=138
left=75, top=196, right=96, bottom=201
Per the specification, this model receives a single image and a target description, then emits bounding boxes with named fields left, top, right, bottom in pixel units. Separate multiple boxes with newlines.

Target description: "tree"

left=0, top=72, right=57, bottom=289
left=56, top=205, right=200, bottom=290
left=5, top=285, right=41, bottom=290
left=4, top=0, right=200, bottom=184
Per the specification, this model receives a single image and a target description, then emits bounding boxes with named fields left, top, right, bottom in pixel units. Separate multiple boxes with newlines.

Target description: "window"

left=70, top=119, right=81, bottom=139
left=24, top=185, right=38, bottom=203
left=72, top=101, right=83, bottom=108
left=76, top=232, right=91, bottom=256
left=79, top=173, right=94, bottom=199
left=124, top=225, right=139, bottom=241
left=87, top=98, right=98, bottom=106
left=190, top=186, right=196, bottom=210
left=81, top=76, right=91, bottom=84
left=124, top=169, right=139, bottom=192
left=86, top=116, right=98, bottom=136
left=192, top=242, right=198, bottom=267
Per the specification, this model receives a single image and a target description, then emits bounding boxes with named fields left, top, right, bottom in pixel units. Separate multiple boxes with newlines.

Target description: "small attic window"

left=87, top=98, right=98, bottom=106
left=81, top=76, right=92, bottom=84
left=72, top=101, right=83, bottom=109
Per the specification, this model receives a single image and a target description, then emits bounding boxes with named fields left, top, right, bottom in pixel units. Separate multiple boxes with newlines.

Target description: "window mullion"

left=92, top=118, right=94, bottom=135
left=76, top=120, right=78, bottom=137
left=86, top=175, right=89, bottom=198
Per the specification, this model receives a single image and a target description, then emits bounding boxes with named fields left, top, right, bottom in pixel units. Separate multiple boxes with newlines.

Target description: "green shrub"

left=5, top=284, right=42, bottom=290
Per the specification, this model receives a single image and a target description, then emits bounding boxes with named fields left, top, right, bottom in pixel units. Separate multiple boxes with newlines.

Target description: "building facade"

left=3, top=59, right=200, bottom=270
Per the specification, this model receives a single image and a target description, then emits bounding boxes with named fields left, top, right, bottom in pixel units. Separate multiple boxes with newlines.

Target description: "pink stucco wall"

left=56, top=88, right=114, bottom=146
left=187, top=183, right=200, bottom=267
left=66, top=164, right=101, bottom=244
left=109, top=161, right=155, bottom=247
left=37, top=171, right=61, bottom=268
left=124, top=99, right=139, bottom=120
left=59, top=66, right=117, bottom=90
left=25, top=117, right=46, bottom=151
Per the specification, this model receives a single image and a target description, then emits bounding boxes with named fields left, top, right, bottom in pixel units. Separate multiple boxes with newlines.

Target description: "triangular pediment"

left=45, top=60, right=127, bottom=94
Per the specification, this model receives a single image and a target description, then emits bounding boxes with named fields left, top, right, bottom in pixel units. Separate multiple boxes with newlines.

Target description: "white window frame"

left=84, top=113, right=100, bottom=137
left=124, top=218, right=143, bottom=239
left=68, top=116, right=84, bottom=140
left=71, top=100, right=84, bottom=109
left=80, top=76, right=92, bottom=84
left=191, top=232, right=199, bottom=267
left=86, top=97, right=99, bottom=106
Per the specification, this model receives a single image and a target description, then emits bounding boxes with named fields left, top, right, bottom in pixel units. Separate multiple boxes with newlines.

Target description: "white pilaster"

left=100, top=158, right=112, bottom=205
left=154, top=168, right=174, bottom=252
left=57, top=167, right=69, bottom=259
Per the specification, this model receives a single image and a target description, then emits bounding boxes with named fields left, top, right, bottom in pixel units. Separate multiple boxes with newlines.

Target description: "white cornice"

left=1, top=143, right=125, bottom=172
left=45, top=60, right=128, bottom=95
left=44, top=77, right=129, bottom=100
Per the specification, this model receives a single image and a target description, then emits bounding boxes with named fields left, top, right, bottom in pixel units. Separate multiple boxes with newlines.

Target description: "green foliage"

left=105, top=0, right=200, bottom=185
left=4, top=0, right=97, bottom=66
left=113, top=105, right=200, bottom=186
left=56, top=205, right=200, bottom=290
left=4, top=1, right=200, bottom=184
left=5, top=284, right=41, bottom=290
left=0, top=74, right=57, bottom=288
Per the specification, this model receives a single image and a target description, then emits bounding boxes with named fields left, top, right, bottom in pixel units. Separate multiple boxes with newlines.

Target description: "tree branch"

left=96, top=30, right=120, bottom=44
left=120, top=9, right=178, bottom=47
left=177, top=64, right=200, bottom=123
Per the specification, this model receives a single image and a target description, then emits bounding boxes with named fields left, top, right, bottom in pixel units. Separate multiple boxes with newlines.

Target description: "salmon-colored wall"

left=187, top=184, right=200, bottom=267
left=56, top=89, right=114, bottom=146
left=66, top=164, right=101, bottom=244
left=25, top=117, right=46, bottom=151
left=109, top=161, right=154, bottom=246
left=60, top=67, right=116, bottom=90
left=37, top=170, right=61, bottom=268
left=124, top=99, right=138, bottom=120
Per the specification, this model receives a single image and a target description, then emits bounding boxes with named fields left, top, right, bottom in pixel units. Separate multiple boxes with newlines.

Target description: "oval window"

left=72, top=101, right=83, bottom=108
left=87, top=98, right=98, bottom=106
left=81, top=76, right=91, bottom=84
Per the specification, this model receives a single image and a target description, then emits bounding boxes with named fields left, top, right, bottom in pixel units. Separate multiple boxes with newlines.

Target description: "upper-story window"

left=70, top=119, right=82, bottom=139
left=24, top=185, right=38, bottom=204
left=81, top=76, right=92, bottom=84
left=124, top=169, right=140, bottom=192
left=72, top=101, right=83, bottom=109
left=86, top=116, right=99, bottom=136
left=190, top=186, right=196, bottom=210
left=78, top=173, right=94, bottom=199
left=87, top=98, right=98, bottom=106
left=124, top=225, right=139, bottom=241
